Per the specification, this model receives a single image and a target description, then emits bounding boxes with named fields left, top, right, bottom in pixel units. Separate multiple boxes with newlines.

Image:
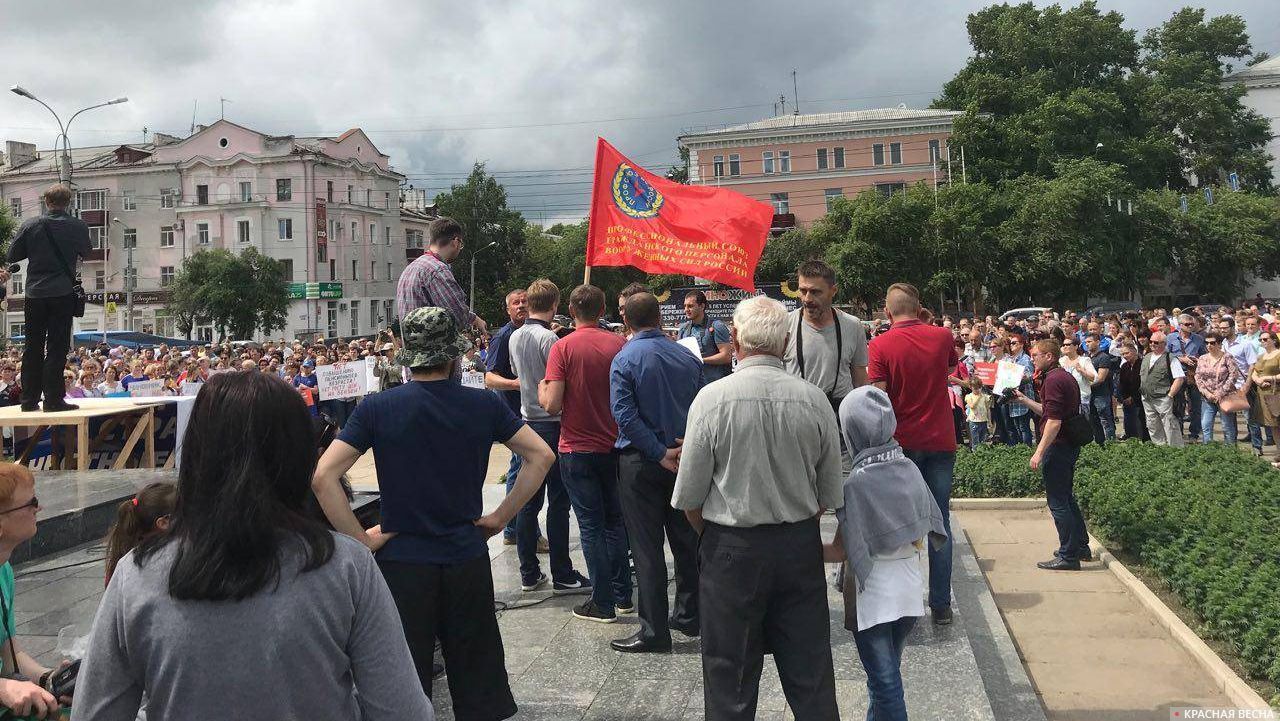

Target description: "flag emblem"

left=611, top=164, right=664, bottom=219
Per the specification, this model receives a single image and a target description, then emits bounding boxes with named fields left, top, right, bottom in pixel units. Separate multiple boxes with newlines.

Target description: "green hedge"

left=954, top=440, right=1280, bottom=697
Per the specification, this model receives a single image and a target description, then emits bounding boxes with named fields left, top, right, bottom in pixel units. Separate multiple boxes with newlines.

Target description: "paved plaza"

left=15, top=480, right=1040, bottom=720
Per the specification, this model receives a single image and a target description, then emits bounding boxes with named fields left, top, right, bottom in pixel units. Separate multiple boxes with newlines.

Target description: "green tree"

left=755, top=228, right=826, bottom=283
left=0, top=203, right=15, bottom=252
left=665, top=147, right=690, bottom=184
left=165, top=248, right=289, bottom=340
left=433, top=163, right=530, bottom=324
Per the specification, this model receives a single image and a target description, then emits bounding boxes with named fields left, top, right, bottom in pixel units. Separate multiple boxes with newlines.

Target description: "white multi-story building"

left=1226, top=55, right=1280, bottom=299
left=0, top=120, right=435, bottom=341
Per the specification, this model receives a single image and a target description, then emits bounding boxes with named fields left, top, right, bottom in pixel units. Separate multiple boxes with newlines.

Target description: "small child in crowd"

left=965, top=377, right=993, bottom=449
left=104, top=483, right=176, bottom=586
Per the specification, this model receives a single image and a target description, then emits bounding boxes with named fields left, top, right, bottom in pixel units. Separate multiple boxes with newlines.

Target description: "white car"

left=999, top=307, right=1053, bottom=322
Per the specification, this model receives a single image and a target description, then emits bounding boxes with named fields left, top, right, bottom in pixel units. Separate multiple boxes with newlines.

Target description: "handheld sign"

left=992, top=360, right=1026, bottom=395
left=128, top=379, right=165, bottom=398
left=315, top=362, right=367, bottom=401
left=461, top=370, right=486, bottom=389
left=974, top=362, right=998, bottom=387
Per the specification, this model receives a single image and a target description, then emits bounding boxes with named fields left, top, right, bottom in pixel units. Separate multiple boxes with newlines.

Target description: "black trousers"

left=700, top=518, right=838, bottom=721
left=20, top=294, right=75, bottom=406
left=379, top=555, right=517, bottom=721
left=616, top=450, right=699, bottom=644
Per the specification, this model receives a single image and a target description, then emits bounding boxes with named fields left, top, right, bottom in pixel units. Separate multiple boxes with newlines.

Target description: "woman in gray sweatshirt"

left=72, top=371, right=434, bottom=721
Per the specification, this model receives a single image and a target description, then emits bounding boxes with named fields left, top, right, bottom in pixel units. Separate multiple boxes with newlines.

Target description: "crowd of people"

left=0, top=207, right=1271, bottom=721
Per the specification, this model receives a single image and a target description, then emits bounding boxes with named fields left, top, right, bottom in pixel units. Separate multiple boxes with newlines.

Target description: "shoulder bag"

left=39, top=221, right=86, bottom=318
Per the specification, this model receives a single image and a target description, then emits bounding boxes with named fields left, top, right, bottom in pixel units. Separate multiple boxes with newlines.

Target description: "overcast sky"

left=2, top=0, right=1276, bottom=223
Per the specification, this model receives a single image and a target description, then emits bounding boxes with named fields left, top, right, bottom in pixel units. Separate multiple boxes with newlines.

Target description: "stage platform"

left=20, top=467, right=381, bottom=565
left=0, top=398, right=168, bottom=471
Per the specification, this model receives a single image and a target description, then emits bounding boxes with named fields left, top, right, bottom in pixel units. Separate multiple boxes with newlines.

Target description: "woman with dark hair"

left=73, top=371, right=434, bottom=721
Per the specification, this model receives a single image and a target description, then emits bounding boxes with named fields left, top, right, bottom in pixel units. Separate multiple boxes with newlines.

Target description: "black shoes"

left=572, top=600, right=617, bottom=624
left=1037, top=557, right=1081, bottom=571
left=609, top=632, right=671, bottom=654
left=669, top=620, right=700, bottom=638
left=1055, top=546, right=1093, bottom=562
left=552, top=571, right=592, bottom=595
left=931, top=607, right=954, bottom=625
left=43, top=401, right=79, bottom=412
left=615, top=601, right=636, bottom=615
left=19, top=402, right=40, bottom=412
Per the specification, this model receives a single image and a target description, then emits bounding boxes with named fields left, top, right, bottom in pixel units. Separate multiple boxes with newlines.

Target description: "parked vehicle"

left=999, top=306, right=1053, bottom=322
left=1184, top=303, right=1229, bottom=317
left=1082, top=301, right=1141, bottom=316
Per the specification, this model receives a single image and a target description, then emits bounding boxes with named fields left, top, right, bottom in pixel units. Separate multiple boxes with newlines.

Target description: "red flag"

left=586, top=138, right=773, bottom=291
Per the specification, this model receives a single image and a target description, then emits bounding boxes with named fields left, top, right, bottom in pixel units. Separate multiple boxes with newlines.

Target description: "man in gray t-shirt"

left=782, top=261, right=869, bottom=471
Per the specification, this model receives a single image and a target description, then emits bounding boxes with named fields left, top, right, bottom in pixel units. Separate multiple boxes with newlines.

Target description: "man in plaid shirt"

left=395, top=217, right=489, bottom=335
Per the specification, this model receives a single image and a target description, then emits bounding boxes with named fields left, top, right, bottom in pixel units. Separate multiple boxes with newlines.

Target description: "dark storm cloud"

left=2, top=0, right=1276, bottom=221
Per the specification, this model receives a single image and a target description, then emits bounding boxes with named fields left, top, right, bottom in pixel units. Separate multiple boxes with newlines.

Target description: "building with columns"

left=0, top=120, right=434, bottom=341
left=678, top=107, right=963, bottom=228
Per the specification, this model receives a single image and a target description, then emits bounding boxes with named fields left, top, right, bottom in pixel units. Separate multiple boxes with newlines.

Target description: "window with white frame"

left=326, top=181, right=334, bottom=202
left=347, top=185, right=353, bottom=203
left=384, top=192, right=391, bottom=209
left=351, top=258, right=358, bottom=280
left=326, top=301, right=338, bottom=337
left=762, top=151, right=774, bottom=174
left=350, top=301, right=360, bottom=336
left=817, top=148, right=828, bottom=171
left=9, top=323, right=24, bottom=338
left=76, top=190, right=106, bottom=211
left=729, top=154, right=740, bottom=176
left=278, top=218, right=293, bottom=240
left=328, top=258, right=335, bottom=281
left=369, top=301, right=378, bottom=328
left=160, top=266, right=175, bottom=286
left=123, top=227, right=137, bottom=249
left=713, top=155, right=724, bottom=177
left=779, top=151, right=791, bottom=174
left=387, top=261, right=392, bottom=280
left=873, top=144, right=885, bottom=166
left=369, top=223, right=376, bottom=246
left=279, top=258, right=293, bottom=282
left=825, top=188, right=843, bottom=211
left=94, top=270, right=105, bottom=291
left=365, top=189, right=372, bottom=206
left=890, top=142, right=902, bottom=165
left=7, top=198, right=20, bottom=218
left=160, top=225, right=175, bottom=247
left=371, top=260, right=376, bottom=280
left=121, top=191, right=136, bottom=211
left=89, top=227, right=106, bottom=250
left=196, top=185, right=209, bottom=205
left=770, top=193, right=789, bottom=214
left=276, top=178, right=292, bottom=201
left=11, top=273, right=22, bottom=295
left=237, top=219, right=251, bottom=244
left=383, top=300, right=392, bottom=326
left=834, top=147, right=845, bottom=168
left=124, top=267, right=137, bottom=290
left=160, top=188, right=177, bottom=208
left=196, top=222, right=210, bottom=245
left=239, top=182, right=252, bottom=202
left=384, top=226, right=391, bottom=245
left=351, top=221, right=358, bottom=244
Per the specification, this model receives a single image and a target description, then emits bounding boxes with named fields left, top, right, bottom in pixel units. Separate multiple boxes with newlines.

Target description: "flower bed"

left=954, top=441, right=1280, bottom=696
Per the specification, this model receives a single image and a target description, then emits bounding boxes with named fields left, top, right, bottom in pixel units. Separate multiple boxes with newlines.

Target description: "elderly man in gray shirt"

left=673, top=294, right=844, bottom=721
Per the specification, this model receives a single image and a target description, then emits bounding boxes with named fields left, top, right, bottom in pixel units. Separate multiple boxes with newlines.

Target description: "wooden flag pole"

left=583, top=264, right=592, bottom=286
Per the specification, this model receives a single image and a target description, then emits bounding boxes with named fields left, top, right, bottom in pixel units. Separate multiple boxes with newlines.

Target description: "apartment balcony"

left=82, top=248, right=108, bottom=263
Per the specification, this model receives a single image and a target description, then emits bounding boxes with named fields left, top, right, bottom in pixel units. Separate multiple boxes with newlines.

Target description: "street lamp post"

left=469, top=241, right=498, bottom=313
left=112, top=218, right=134, bottom=332
left=9, top=86, right=128, bottom=184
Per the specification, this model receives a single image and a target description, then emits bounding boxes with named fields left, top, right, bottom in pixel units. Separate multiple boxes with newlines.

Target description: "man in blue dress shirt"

left=608, top=292, right=704, bottom=653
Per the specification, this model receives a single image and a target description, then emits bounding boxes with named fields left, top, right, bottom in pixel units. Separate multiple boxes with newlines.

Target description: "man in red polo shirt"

left=867, top=282, right=959, bottom=625
left=539, top=284, right=634, bottom=623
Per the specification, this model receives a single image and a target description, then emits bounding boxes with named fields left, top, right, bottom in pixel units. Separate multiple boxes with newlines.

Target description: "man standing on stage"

left=608, top=292, right=703, bottom=653
left=675, top=295, right=842, bottom=720
left=394, top=217, right=487, bottom=335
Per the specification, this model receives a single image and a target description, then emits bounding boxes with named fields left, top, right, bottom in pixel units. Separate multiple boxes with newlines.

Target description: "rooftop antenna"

left=778, top=93, right=787, bottom=116
left=220, top=97, right=232, bottom=120
left=142, top=126, right=149, bottom=143
left=189, top=100, right=197, bottom=135
left=792, top=69, right=799, bottom=115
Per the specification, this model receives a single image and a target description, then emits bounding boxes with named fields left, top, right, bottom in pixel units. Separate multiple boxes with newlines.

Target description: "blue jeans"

left=559, top=452, right=632, bottom=612
left=1200, top=403, right=1238, bottom=444
left=967, top=421, right=988, bottom=449
left=1042, top=444, right=1087, bottom=561
left=1006, top=411, right=1033, bottom=446
left=852, top=616, right=917, bottom=721
left=902, top=449, right=953, bottom=611
left=517, top=421, right=576, bottom=585
left=1120, top=399, right=1148, bottom=440
left=502, top=451, right=524, bottom=540
left=1088, top=395, right=1115, bottom=444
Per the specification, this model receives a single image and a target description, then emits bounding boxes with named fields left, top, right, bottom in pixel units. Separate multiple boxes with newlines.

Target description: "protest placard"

left=992, top=360, right=1026, bottom=395
left=315, top=362, right=367, bottom=400
left=461, top=370, right=486, bottom=389
left=974, top=362, right=998, bottom=387
left=179, top=381, right=204, bottom=397
left=128, top=379, right=165, bottom=397
left=364, top=357, right=382, bottom=394
left=676, top=336, right=705, bottom=364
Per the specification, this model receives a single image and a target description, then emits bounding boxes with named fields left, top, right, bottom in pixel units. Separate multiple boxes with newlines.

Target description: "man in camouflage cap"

left=396, top=306, right=472, bottom=370
left=312, top=303, right=555, bottom=715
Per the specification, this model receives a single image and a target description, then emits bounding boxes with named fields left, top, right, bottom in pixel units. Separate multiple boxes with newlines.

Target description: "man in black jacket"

left=7, top=184, right=91, bottom=412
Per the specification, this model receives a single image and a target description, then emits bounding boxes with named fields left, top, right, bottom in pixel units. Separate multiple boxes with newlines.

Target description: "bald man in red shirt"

left=867, top=282, right=958, bottom=625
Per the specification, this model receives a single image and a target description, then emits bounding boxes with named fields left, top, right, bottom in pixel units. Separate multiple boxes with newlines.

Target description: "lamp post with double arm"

left=9, top=86, right=128, bottom=184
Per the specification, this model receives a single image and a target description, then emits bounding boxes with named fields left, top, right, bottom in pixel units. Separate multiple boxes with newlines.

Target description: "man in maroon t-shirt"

left=1012, top=338, right=1088, bottom=571
left=540, top=284, right=634, bottom=623
left=867, top=282, right=958, bottom=625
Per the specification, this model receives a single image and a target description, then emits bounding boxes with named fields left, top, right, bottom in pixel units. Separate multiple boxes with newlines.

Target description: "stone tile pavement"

left=15, top=479, right=1037, bottom=720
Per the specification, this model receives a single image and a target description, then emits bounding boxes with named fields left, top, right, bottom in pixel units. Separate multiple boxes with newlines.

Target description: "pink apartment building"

left=0, top=120, right=433, bottom=341
left=678, top=108, right=964, bottom=227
